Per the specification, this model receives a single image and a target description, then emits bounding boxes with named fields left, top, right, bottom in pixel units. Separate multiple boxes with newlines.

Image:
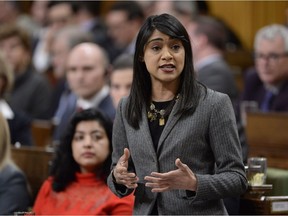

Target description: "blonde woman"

left=0, top=112, right=31, bottom=214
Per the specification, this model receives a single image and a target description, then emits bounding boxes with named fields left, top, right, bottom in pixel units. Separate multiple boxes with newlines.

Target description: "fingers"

left=119, top=148, right=130, bottom=167
left=114, top=148, right=138, bottom=188
left=117, top=172, right=139, bottom=189
left=144, top=174, right=169, bottom=192
left=123, top=174, right=139, bottom=189
left=175, top=158, right=188, bottom=171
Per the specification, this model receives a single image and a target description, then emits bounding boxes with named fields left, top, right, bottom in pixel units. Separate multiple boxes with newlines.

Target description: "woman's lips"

left=159, top=64, right=175, bottom=72
left=82, top=152, right=95, bottom=157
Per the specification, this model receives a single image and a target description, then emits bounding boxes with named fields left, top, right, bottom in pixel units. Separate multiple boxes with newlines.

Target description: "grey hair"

left=254, top=24, right=288, bottom=51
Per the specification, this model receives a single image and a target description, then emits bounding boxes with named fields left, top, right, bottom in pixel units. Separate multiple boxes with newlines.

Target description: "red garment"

left=33, top=173, right=134, bottom=215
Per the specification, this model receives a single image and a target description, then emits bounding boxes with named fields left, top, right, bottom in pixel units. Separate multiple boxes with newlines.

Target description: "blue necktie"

left=260, top=90, right=274, bottom=112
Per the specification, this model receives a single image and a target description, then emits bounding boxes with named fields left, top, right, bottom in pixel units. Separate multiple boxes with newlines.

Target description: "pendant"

left=148, top=111, right=157, bottom=122
left=159, top=109, right=165, bottom=126
left=159, top=117, right=165, bottom=126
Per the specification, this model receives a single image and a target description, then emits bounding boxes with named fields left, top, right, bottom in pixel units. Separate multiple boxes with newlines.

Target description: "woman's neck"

left=151, top=81, right=179, bottom=102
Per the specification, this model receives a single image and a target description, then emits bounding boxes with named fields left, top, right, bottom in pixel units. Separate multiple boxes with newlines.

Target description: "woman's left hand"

left=144, top=158, right=197, bottom=192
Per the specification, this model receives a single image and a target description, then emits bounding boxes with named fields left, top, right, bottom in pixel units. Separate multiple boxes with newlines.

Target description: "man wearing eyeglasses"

left=241, top=24, right=288, bottom=112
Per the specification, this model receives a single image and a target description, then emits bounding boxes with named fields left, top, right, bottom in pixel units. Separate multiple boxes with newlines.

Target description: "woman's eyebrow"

left=146, top=37, right=163, bottom=44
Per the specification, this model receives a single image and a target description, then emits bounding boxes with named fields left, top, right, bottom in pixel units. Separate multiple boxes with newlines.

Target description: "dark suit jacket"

left=0, top=164, right=32, bottom=214
left=242, top=67, right=288, bottom=111
left=8, top=65, right=52, bottom=120
left=53, top=94, right=116, bottom=143
left=197, top=58, right=239, bottom=105
left=8, top=109, right=33, bottom=146
left=108, top=87, right=247, bottom=215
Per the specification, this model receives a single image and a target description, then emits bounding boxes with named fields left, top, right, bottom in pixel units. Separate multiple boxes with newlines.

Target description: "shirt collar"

left=0, top=99, right=14, bottom=119
left=264, top=82, right=282, bottom=95
left=77, top=85, right=110, bottom=110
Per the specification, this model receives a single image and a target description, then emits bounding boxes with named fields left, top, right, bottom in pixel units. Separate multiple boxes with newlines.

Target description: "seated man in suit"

left=242, top=24, right=288, bottom=112
left=187, top=15, right=239, bottom=105
left=53, top=42, right=115, bottom=144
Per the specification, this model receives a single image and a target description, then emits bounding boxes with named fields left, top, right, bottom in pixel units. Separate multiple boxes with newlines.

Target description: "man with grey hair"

left=241, top=24, right=288, bottom=112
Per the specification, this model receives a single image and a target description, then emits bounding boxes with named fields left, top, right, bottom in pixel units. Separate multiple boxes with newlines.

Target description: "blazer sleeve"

left=107, top=98, right=134, bottom=197
left=191, top=93, right=248, bottom=201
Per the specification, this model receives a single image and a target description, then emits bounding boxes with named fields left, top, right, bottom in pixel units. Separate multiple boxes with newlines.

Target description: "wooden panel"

left=207, top=1, right=288, bottom=50
left=31, top=120, right=54, bottom=147
left=11, top=146, right=54, bottom=202
left=245, top=112, right=288, bottom=169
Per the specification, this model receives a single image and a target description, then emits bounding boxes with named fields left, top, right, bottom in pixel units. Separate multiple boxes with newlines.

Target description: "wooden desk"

left=240, top=184, right=288, bottom=215
left=11, top=146, right=54, bottom=202
left=245, top=112, right=288, bottom=169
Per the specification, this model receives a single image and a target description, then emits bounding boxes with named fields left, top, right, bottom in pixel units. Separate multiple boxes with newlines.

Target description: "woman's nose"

left=83, top=136, right=92, bottom=147
left=161, top=47, right=173, bottom=60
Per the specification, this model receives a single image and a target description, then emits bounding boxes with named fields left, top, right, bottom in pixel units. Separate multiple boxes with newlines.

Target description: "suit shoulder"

left=205, top=88, right=230, bottom=102
left=0, top=164, right=26, bottom=183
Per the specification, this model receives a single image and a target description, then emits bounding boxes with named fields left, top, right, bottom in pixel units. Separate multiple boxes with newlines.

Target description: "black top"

left=148, top=100, right=174, bottom=151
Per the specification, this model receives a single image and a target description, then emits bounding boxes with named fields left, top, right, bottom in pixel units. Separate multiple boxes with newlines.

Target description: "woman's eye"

left=151, top=45, right=161, bottom=51
left=171, top=44, right=181, bottom=51
left=74, top=135, right=84, bottom=141
left=91, top=134, right=102, bottom=141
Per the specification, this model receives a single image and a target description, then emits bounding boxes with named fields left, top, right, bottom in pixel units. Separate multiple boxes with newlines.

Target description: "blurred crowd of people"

left=0, top=0, right=288, bottom=214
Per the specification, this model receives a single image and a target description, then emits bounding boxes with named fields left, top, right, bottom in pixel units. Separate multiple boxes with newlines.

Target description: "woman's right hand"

left=113, top=148, right=139, bottom=189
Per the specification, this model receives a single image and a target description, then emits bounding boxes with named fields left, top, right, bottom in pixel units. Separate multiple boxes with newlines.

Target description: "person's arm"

left=107, top=99, right=136, bottom=197
left=195, top=93, right=248, bottom=200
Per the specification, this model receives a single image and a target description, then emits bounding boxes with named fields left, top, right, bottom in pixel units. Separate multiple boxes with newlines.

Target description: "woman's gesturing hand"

left=113, top=148, right=139, bottom=189
left=144, top=158, right=197, bottom=192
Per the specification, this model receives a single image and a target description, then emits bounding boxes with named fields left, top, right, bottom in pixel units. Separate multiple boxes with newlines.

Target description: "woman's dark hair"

left=50, top=108, right=113, bottom=192
left=126, top=13, right=202, bottom=129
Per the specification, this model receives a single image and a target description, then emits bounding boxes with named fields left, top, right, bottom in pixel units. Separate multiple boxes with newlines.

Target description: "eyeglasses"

left=254, top=52, right=288, bottom=62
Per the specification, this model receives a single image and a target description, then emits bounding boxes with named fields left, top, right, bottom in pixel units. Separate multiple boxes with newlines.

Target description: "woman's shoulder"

left=117, top=96, right=129, bottom=112
left=0, top=163, right=25, bottom=181
left=200, top=85, right=229, bottom=101
left=197, top=86, right=232, bottom=110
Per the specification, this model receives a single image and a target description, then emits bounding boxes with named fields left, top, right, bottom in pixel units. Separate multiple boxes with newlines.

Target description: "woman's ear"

left=139, top=56, right=144, bottom=62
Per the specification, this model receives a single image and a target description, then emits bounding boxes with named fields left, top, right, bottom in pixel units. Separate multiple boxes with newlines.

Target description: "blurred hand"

left=144, top=158, right=197, bottom=192
left=113, top=148, right=139, bottom=189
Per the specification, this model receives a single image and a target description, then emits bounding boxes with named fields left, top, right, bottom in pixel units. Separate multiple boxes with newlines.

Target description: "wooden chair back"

left=245, top=111, right=288, bottom=169
left=11, top=146, right=54, bottom=202
left=31, top=119, right=54, bottom=147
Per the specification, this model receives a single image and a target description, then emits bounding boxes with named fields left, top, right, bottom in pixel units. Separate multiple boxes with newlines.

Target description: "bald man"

left=53, top=42, right=115, bottom=143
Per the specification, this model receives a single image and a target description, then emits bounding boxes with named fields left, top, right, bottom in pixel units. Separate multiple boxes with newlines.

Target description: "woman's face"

left=143, top=29, right=185, bottom=87
left=72, top=120, right=110, bottom=173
